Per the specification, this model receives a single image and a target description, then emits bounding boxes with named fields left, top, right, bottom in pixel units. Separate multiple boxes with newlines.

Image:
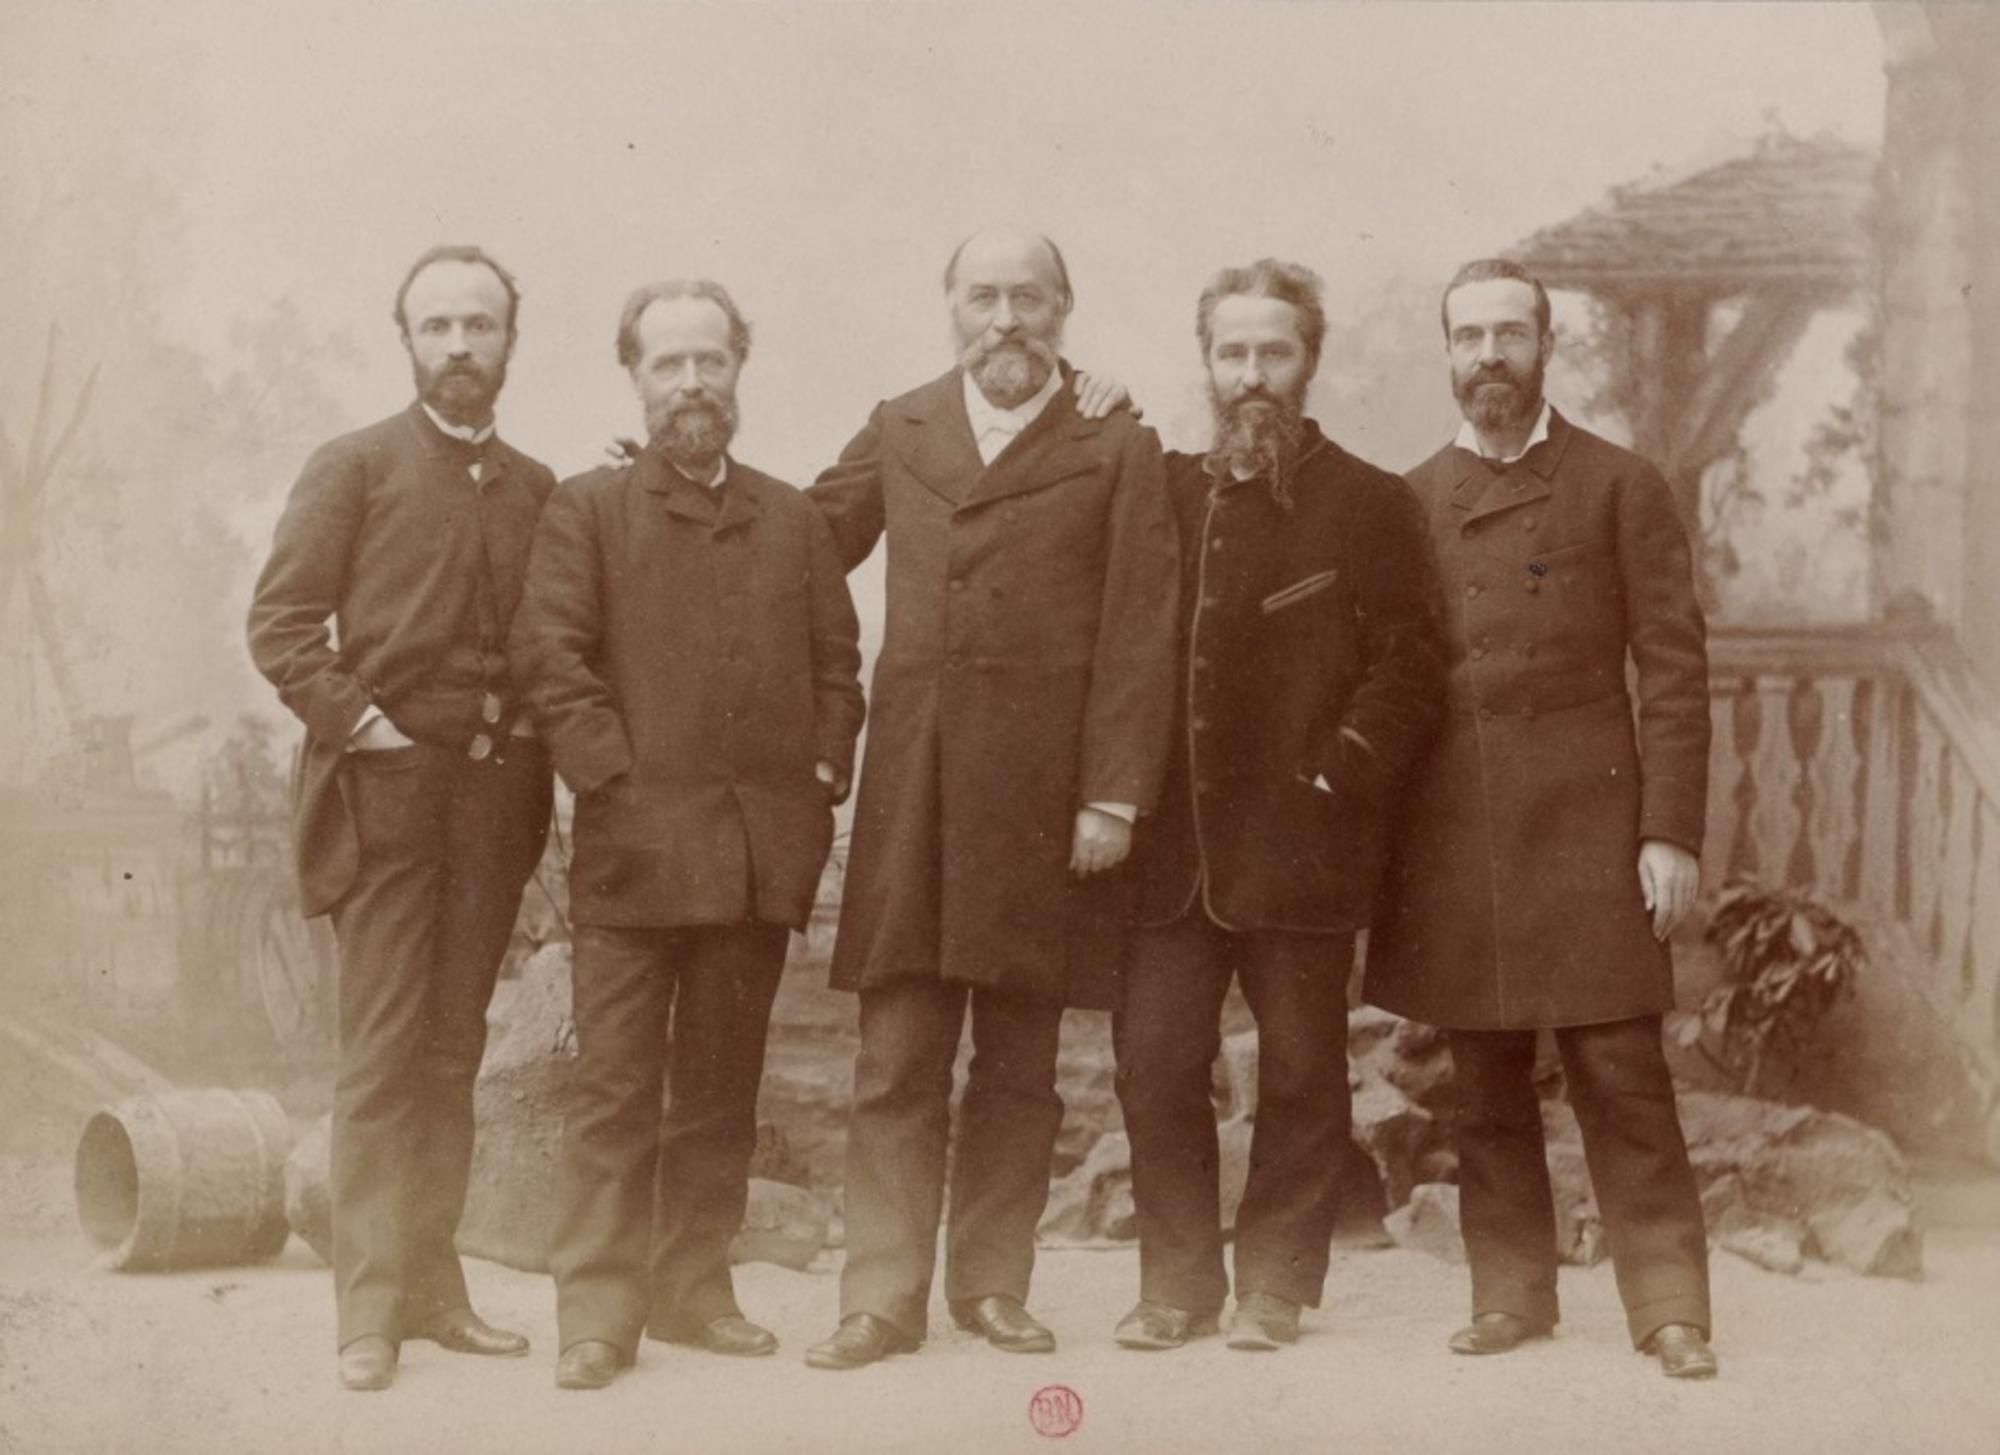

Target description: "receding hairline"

left=942, top=230, right=1072, bottom=301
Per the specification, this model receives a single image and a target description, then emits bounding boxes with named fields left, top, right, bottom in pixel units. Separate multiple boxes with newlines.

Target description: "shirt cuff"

left=345, top=704, right=384, bottom=752
left=1085, top=801, right=1137, bottom=824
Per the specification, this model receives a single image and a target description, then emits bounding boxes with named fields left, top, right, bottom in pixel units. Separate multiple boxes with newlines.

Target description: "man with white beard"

left=803, top=228, right=1180, bottom=1370
left=1113, top=258, right=1444, bottom=1352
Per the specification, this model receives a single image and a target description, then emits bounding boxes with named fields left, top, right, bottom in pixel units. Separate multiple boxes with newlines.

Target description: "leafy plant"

left=1675, top=879, right=1866, bottom=1098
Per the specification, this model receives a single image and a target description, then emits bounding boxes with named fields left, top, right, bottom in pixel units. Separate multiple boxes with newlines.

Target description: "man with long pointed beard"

left=1113, top=258, right=1444, bottom=1352
left=248, top=245, right=556, bottom=1391
left=1367, top=258, right=1718, bottom=1379
left=803, top=228, right=1179, bottom=1370
left=510, top=279, right=864, bottom=1390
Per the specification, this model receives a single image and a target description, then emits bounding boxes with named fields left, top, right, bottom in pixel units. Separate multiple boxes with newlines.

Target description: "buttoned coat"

left=1364, top=410, right=1710, bottom=1030
left=1127, top=423, right=1446, bottom=933
left=810, top=367, right=1179, bottom=1008
left=508, top=452, right=865, bottom=930
left=247, top=403, right=557, bottom=917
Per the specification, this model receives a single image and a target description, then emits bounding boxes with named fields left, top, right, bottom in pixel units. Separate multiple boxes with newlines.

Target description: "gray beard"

left=647, top=395, right=737, bottom=475
left=962, top=336, right=1058, bottom=408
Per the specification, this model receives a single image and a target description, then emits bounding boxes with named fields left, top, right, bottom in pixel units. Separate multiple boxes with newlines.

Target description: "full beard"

left=1208, top=384, right=1308, bottom=509
left=646, top=394, right=738, bottom=474
left=1453, top=358, right=1545, bottom=434
left=960, top=334, right=1060, bottom=409
left=414, top=356, right=506, bottom=426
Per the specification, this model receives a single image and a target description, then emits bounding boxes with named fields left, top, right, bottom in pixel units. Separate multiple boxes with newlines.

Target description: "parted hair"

left=1439, top=258, right=1552, bottom=339
left=393, top=244, right=522, bottom=337
left=615, top=279, right=754, bottom=368
left=1195, top=258, right=1327, bottom=370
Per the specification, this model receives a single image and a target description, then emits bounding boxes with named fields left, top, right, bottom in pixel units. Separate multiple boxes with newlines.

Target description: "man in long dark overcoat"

left=802, top=229, right=1180, bottom=1369
left=247, top=246, right=556, bottom=1391
left=1115, top=259, right=1445, bottom=1353
left=509, top=281, right=864, bottom=1391
left=1366, top=258, right=1719, bottom=1379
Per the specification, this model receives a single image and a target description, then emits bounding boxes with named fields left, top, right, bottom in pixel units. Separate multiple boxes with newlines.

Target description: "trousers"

left=326, top=739, right=550, bottom=1347
left=549, top=920, right=790, bottom=1357
left=1115, top=915, right=1353, bottom=1312
left=1450, top=1015, right=1712, bottom=1346
left=837, top=977, right=1066, bottom=1338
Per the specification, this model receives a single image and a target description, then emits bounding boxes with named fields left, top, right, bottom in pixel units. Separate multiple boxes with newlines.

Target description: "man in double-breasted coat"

left=802, top=229, right=1180, bottom=1370
left=509, top=281, right=864, bottom=1391
left=247, top=246, right=556, bottom=1391
left=1366, top=259, right=1719, bottom=1379
left=1114, top=260, right=1445, bottom=1353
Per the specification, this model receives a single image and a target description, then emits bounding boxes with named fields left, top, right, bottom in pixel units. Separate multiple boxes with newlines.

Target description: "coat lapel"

left=636, top=449, right=721, bottom=525
left=960, top=369, right=1101, bottom=511
left=898, top=371, right=985, bottom=508
left=1455, top=409, right=1573, bottom=526
left=713, top=460, right=763, bottom=535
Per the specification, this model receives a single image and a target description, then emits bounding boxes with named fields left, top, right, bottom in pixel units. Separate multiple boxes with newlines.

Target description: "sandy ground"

left=3, top=1153, right=1998, bottom=1455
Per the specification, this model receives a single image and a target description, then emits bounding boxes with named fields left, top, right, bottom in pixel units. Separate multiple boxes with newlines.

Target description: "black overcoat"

left=809, top=367, right=1180, bottom=1007
left=1127, top=423, right=1446, bottom=933
left=508, top=452, right=864, bottom=930
left=1365, top=411, right=1710, bottom=1030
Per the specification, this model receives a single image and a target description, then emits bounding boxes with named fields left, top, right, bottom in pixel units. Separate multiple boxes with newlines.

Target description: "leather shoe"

left=1114, top=1299, right=1220, bottom=1350
left=338, top=1335, right=397, bottom=1392
left=805, top=1313, right=919, bottom=1371
left=1226, top=1292, right=1301, bottom=1351
left=662, top=1314, right=778, bottom=1358
left=1448, top=1311, right=1554, bottom=1356
left=949, top=1295, right=1056, bottom=1354
left=555, top=1340, right=626, bottom=1391
left=407, top=1307, right=530, bottom=1357
left=1649, top=1323, right=1719, bottom=1380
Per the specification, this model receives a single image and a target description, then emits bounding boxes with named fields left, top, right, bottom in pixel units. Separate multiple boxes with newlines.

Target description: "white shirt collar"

left=660, top=451, right=729, bottom=492
left=962, top=361, right=1064, bottom=464
left=421, top=402, right=495, bottom=446
left=1454, top=399, right=1552, bottom=464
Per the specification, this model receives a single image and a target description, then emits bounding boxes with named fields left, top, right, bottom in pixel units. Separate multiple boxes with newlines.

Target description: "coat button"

left=1193, top=656, right=1209, bottom=670
left=1525, top=578, right=1540, bottom=594
left=1465, top=584, right=1481, bottom=598
left=1210, top=538, right=1225, bottom=552
left=1470, top=646, right=1486, bottom=660
left=1478, top=707, right=1493, bottom=721
left=1202, top=595, right=1221, bottom=610
left=1522, top=705, right=1536, bottom=719
left=1195, top=779, right=1212, bottom=794
left=949, top=578, right=966, bottom=592
left=1004, top=506, right=1019, bottom=521
left=1192, top=717, right=1209, bottom=732
left=1523, top=516, right=1538, bottom=531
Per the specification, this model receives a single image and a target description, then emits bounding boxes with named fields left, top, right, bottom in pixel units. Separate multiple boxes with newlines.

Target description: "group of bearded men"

left=247, top=226, right=1719, bottom=1394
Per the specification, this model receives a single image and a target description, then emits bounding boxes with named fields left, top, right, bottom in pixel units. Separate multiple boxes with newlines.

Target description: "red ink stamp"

left=1028, top=1384, right=1084, bottom=1439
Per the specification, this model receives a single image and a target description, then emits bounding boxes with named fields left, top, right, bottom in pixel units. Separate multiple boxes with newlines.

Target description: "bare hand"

left=815, top=759, right=849, bottom=801
left=1073, top=371, right=1140, bottom=422
left=605, top=436, right=642, bottom=466
left=1070, top=807, right=1133, bottom=877
left=351, top=715, right=415, bottom=752
left=1638, top=839, right=1700, bottom=941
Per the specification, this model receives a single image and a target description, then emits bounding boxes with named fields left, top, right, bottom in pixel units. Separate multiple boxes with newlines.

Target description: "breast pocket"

left=1260, top=568, right=1340, bottom=615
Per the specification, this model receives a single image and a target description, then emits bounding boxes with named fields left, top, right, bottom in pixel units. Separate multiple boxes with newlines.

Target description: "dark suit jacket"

left=1366, top=409, right=1710, bottom=1030
left=509, top=451, right=864, bottom=931
left=809, top=366, right=1180, bottom=1007
left=1127, top=421, right=1445, bottom=933
left=247, top=403, right=557, bottom=916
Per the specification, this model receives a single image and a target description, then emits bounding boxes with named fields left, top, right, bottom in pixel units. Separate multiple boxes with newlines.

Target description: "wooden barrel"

left=74, top=1089, right=295, bottom=1270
